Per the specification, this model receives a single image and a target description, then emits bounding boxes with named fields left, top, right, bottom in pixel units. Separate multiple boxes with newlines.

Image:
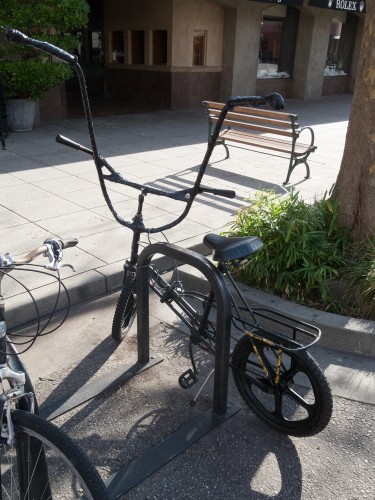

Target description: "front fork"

left=0, top=291, right=37, bottom=446
left=122, top=190, right=146, bottom=280
left=1, top=360, right=35, bottom=446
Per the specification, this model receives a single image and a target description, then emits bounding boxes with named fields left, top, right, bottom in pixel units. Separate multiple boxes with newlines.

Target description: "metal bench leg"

left=283, top=155, right=311, bottom=185
left=303, top=158, right=311, bottom=179
left=283, top=156, right=296, bottom=185
left=215, top=139, right=229, bottom=159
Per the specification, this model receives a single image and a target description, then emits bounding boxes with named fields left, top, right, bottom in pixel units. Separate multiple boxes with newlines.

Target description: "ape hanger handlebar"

left=4, top=27, right=285, bottom=234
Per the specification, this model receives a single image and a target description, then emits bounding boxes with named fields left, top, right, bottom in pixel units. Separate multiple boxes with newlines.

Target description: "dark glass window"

left=112, top=31, right=124, bottom=63
left=193, top=31, right=205, bottom=66
left=153, top=30, right=167, bottom=65
left=131, top=30, right=145, bottom=64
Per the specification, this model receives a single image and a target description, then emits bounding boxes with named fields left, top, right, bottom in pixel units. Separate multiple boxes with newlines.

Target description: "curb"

left=6, top=243, right=208, bottom=332
left=8, top=241, right=375, bottom=357
left=232, top=282, right=375, bottom=357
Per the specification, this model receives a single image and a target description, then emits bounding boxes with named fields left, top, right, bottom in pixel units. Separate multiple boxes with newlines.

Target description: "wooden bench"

left=202, top=100, right=317, bottom=185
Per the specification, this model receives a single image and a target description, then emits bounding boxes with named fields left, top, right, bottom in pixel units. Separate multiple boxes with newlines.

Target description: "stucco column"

left=293, top=9, right=333, bottom=99
left=220, top=0, right=262, bottom=99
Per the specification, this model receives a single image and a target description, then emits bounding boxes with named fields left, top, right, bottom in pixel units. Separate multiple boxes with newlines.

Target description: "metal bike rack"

left=38, top=242, right=239, bottom=499
left=105, top=242, right=240, bottom=499
left=136, top=242, right=233, bottom=417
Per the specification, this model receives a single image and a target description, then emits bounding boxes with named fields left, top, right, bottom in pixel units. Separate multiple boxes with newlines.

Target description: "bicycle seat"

left=203, top=234, right=264, bottom=262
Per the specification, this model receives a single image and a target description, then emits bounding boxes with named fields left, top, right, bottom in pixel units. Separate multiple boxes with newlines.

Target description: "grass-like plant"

left=342, top=237, right=375, bottom=319
left=225, top=190, right=350, bottom=306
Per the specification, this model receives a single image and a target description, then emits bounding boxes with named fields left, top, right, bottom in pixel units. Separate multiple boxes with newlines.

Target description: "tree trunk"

left=331, top=3, right=375, bottom=240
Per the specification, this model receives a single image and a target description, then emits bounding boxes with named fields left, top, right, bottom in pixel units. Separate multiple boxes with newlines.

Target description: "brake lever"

left=60, top=263, right=76, bottom=272
left=43, top=243, right=74, bottom=272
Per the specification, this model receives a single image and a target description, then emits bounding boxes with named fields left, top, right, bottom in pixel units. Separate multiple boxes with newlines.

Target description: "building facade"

left=100, top=0, right=365, bottom=108
left=41, top=0, right=366, bottom=119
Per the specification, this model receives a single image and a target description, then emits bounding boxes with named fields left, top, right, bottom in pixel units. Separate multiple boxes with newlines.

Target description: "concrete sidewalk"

left=4, top=94, right=374, bottom=500
left=19, top=290, right=375, bottom=500
left=1, top=94, right=351, bottom=328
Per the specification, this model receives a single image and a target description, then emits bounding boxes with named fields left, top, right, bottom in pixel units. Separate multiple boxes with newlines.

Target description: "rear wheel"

left=112, top=272, right=137, bottom=342
left=0, top=409, right=109, bottom=499
left=231, top=334, right=333, bottom=436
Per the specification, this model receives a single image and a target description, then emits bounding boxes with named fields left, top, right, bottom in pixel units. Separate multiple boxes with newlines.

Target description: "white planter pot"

left=6, top=99, right=36, bottom=132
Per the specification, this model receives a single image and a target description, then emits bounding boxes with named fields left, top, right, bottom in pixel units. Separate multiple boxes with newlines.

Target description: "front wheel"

left=112, top=272, right=137, bottom=342
left=231, top=334, right=333, bottom=437
left=0, top=409, right=109, bottom=499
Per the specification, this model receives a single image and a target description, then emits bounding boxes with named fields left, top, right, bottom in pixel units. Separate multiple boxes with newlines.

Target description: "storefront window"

left=325, top=20, right=347, bottom=76
left=90, top=31, right=103, bottom=64
left=257, top=16, right=293, bottom=79
left=153, top=30, right=167, bottom=65
left=259, top=20, right=282, bottom=65
left=193, top=31, right=206, bottom=66
left=131, top=30, right=145, bottom=64
left=111, top=31, right=124, bottom=63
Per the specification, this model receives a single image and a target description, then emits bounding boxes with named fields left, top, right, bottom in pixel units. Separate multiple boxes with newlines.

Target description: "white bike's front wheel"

left=0, top=409, right=109, bottom=499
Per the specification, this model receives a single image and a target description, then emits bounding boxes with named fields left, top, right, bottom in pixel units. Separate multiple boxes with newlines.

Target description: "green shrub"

left=342, top=237, right=375, bottom=319
left=0, top=0, right=89, bottom=100
left=225, top=190, right=350, bottom=305
left=0, top=60, right=72, bottom=99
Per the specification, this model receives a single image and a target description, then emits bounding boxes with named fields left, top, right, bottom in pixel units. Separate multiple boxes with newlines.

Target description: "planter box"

left=6, top=99, right=36, bottom=132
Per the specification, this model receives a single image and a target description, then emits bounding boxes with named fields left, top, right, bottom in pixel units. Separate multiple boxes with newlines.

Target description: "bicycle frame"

left=145, top=257, right=322, bottom=355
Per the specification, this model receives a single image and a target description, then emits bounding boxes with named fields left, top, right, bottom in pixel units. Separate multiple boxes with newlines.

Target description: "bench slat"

left=204, top=101, right=296, bottom=122
left=212, top=117, right=294, bottom=138
left=209, top=108, right=297, bottom=129
left=220, top=130, right=313, bottom=155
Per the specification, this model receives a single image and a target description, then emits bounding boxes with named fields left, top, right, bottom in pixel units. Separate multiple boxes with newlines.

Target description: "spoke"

left=241, top=365, right=269, bottom=391
left=285, top=387, right=315, bottom=413
left=274, top=391, right=283, bottom=418
left=281, top=357, right=301, bottom=383
left=1, top=445, right=18, bottom=500
left=258, top=346, right=278, bottom=381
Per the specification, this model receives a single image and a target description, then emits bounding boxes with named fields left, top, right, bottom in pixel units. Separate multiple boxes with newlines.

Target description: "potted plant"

left=0, top=0, right=89, bottom=131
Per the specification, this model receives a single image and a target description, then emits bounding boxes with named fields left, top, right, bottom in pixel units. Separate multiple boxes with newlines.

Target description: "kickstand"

left=189, top=368, right=215, bottom=406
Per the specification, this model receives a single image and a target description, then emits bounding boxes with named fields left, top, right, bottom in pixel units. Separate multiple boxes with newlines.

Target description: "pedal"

left=178, top=369, right=198, bottom=389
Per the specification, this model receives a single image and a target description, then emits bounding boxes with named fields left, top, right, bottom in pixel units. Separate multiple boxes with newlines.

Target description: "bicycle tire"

left=112, top=271, right=137, bottom=342
left=231, top=334, right=333, bottom=437
left=0, top=409, right=109, bottom=499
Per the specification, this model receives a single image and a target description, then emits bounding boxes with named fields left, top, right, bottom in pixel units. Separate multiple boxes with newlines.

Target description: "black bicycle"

left=0, top=238, right=109, bottom=498
left=5, top=28, right=333, bottom=437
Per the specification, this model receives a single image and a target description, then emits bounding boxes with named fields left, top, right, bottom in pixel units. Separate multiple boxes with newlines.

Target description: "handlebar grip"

left=227, top=93, right=285, bottom=111
left=265, top=92, right=285, bottom=111
left=5, top=28, right=76, bottom=65
left=59, top=238, right=79, bottom=249
left=199, top=187, right=236, bottom=199
left=56, top=135, right=93, bottom=156
left=209, top=189, right=236, bottom=199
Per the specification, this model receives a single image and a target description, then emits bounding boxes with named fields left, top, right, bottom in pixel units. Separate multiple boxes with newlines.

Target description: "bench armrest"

left=298, top=126, right=316, bottom=149
left=202, top=101, right=214, bottom=142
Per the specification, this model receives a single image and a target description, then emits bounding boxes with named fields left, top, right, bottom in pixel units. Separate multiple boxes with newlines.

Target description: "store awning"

left=308, top=0, right=366, bottom=13
left=249, top=0, right=365, bottom=12
left=249, top=0, right=303, bottom=6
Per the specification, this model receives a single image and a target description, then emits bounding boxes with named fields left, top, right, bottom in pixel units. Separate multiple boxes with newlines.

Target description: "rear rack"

left=235, top=307, right=321, bottom=352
